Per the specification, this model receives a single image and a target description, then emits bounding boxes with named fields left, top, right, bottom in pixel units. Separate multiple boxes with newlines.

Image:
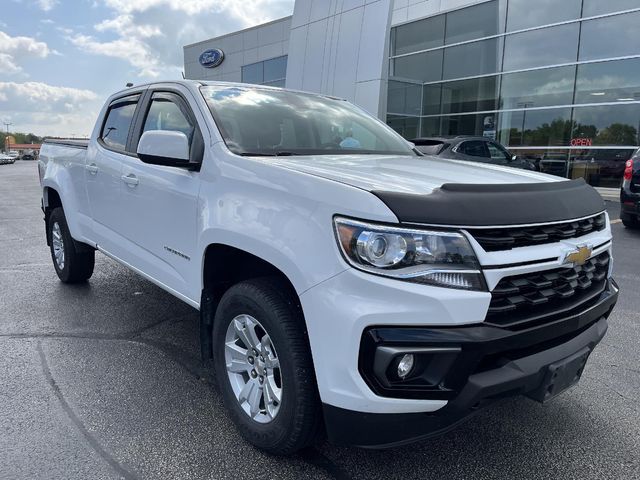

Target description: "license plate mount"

left=526, top=347, right=591, bottom=403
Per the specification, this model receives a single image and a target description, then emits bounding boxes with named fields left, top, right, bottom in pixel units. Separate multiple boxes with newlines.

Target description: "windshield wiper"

left=237, top=151, right=298, bottom=157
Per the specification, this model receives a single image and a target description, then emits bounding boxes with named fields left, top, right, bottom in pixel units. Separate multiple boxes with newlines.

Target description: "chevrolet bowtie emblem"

left=564, top=246, right=592, bottom=266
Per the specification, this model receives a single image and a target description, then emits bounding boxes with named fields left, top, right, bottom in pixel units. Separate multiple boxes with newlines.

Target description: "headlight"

left=334, top=217, right=486, bottom=291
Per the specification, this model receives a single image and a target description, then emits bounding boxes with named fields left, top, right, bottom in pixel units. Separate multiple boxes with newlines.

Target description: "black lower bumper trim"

left=325, top=316, right=610, bottom=448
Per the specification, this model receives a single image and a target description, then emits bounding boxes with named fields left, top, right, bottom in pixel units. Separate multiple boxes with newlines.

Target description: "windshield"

left=201, top=85, right=415, bottom=157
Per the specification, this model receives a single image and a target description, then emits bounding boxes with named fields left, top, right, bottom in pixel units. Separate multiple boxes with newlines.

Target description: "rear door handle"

left=86, top=163, right=98, bottom=175
left=121, top=174, right=139, bottom=187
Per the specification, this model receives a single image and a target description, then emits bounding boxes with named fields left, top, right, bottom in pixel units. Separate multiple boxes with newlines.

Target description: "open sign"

left=570, top=138, right=593, bottom=147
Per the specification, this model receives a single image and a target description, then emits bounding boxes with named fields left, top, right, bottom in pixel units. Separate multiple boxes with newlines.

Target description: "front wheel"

left=47, top=207, right=95, bottom=283
left=212, top=278, right=321, bottom=455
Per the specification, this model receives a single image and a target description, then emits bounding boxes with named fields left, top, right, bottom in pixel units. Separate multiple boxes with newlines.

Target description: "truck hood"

left=259, top=154, right=605, bottom=226
left=264, top=154, right=559, bottom=194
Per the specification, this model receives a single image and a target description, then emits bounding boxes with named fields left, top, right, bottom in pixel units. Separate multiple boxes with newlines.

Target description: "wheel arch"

left=199, top=243, right=303, bottom=359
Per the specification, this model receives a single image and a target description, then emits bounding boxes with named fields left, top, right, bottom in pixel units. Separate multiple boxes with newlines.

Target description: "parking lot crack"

left=36, top=340, right=140, bottom=480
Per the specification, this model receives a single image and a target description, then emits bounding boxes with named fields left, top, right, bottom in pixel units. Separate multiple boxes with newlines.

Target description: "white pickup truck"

left=39, top=80, right=618, bottom=454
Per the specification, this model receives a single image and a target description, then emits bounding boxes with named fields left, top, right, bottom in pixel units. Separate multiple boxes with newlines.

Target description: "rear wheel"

left=212, top=278, right=321, bottom=455
left=621, top=213, right=640, bottom=229
left=48, top=207, right=95, bottom=283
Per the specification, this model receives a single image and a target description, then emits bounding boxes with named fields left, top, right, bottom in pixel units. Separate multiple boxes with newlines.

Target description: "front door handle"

left=86, top=163, right=98, bottom=175
left=121, top=174, right=139, bottom=187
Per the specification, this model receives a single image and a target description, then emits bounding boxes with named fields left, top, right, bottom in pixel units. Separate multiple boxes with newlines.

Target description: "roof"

left=7, top=143, right=41, bottom=149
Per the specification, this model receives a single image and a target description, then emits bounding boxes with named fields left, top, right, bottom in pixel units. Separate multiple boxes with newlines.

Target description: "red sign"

left=570, top=138, right=593, bottom=147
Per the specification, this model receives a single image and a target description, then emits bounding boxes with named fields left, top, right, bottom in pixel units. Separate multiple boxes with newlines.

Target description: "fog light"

left=397, top=354, right=414, bottom=379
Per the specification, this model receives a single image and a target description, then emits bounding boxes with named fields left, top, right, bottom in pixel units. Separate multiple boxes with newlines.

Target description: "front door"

left=115, top=89, right=203, bottom=302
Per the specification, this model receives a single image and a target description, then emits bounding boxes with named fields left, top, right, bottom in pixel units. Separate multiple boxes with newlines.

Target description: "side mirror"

left=137, top=130, right=192, bottom=168
left=511, top=154, right=518, bottom=162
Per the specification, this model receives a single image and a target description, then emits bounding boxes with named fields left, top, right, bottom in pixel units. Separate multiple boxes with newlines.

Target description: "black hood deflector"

left=372, top=179, right=605, bottom=227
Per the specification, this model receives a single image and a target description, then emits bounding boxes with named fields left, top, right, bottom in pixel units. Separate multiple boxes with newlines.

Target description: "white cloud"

left=69, top=0, right=294, bottom=77
left=36, top=0, right=57, bottom=11
left=0, top=82, right=101, bottom=136
left=0, top=30, right=52, bottom=75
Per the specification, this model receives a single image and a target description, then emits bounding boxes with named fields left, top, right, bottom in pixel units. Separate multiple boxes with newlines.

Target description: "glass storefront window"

left=568, top=149, right=634, bottom=187
left=387, top=81, right=422, bottom=115
left=387, top=115, right=420, bottom=139
left=242, top=62, right=263, bottom=84
left=439, top=113, right=499, bottom=138
left=572, top=104, right=640, bottom=146
left=579, top=11, right=640, bottom=61
left=242, top=56, right=288, bottom=86
left=500, top=66, right=575, bottom=109
left=583, top=0, right=640, bottom=17
left=445, top=0, right=502, bottom=44
left=442, top=37, right=501, bottom=80
left=263, top=56, right=287, bottom=83
left=503, top=23, right=579, bottom=71
left=420, top=117, right=441, bottom=137
left=575, top=58, right=640, bottom=105
left=441, top=75, right=500, bottom=114
left=391, top=50, right=443, bottom=83
left=498, top=108, right=572, bottom=147
left=422, top=85, right=442, bottom=116
left=506, top=0, right=581, bottom=32
left=392, top=15, right=445, bottom=56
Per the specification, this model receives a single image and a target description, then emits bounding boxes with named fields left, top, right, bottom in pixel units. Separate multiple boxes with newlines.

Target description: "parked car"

left=7, top=150, right=20, bottom=160
left=621, top=150, right=640, bottom=229
left=0, top=153, right=15, bottom=165
left=39, top=81, right=617, bottom=454
left=411, top=136, right=536, bottom=170
left=539, top=152, right=569, bottom=177
left=21, top=152, right=35, bottom=160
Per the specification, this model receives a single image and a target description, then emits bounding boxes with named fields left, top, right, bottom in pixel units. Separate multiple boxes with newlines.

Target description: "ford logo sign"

left=199, top=48, right=225, bottom=68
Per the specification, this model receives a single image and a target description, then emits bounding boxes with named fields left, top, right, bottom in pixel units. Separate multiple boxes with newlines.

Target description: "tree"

left=596, top=123, right=637, bottom=146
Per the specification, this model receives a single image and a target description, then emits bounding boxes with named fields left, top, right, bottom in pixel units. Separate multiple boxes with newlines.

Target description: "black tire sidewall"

left=212, top=281, right=315, bottom=453
left=48, top=208, right=73, bottom=282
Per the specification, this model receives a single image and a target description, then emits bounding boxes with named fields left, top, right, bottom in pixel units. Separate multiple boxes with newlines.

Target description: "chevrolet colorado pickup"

left=39, top=81, right=618, bottom=455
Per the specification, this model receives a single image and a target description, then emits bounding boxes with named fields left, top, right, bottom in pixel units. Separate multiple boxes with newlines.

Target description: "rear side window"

left=459, top=140, right=488, bottom=157
left=101, top=96, right=139, bottom=151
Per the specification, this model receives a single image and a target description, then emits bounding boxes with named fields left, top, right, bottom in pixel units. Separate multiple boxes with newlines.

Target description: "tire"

left=212, top=278, right=321, bottom=455
left=621, top=213, right=640, bottom=229
left=48, top=207, right=95, bottom=283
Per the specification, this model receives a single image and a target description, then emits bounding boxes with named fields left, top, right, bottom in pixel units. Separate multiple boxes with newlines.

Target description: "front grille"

left=486, top=252, right=610, bottom=329
left=468, top=213, right=606, bottom=251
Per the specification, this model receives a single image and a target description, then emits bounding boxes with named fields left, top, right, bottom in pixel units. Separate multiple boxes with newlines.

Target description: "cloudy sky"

left=0, top=0, right=294, bottom=137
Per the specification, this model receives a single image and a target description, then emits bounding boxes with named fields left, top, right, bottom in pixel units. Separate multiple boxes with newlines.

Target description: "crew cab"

left=39, top=81, right=618, bottom=454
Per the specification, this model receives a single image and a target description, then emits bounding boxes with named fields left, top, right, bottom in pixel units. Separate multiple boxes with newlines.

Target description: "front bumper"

left=323, top=279, right=618, bottom=448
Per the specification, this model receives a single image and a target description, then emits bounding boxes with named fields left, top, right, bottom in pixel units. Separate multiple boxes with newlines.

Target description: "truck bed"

left=43, top=138, right=89, bottom=149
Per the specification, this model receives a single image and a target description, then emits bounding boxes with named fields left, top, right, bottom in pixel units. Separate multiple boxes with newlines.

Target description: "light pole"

left=516, top=102, right=534, bottom=146
left=2, top=122, right=12, bottom=153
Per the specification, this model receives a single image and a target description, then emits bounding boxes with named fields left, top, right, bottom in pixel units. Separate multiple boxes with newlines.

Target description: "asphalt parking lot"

left=1, top=160, right=639, bottom=480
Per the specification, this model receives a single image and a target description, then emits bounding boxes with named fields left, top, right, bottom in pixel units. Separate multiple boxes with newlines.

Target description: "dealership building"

left=184, top=0, right=640, bottom=187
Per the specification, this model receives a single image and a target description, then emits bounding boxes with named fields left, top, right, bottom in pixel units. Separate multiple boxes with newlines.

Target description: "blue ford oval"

left=199, top=49, right=225, bottom=68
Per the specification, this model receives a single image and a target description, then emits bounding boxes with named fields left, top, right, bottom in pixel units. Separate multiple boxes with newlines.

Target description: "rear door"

left=114, top=87, right=204, bottom=301
left=86, top=93, right=141, bottom=254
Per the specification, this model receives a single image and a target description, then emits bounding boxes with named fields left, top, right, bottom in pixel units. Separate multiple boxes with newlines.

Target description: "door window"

left=487, top=142, right=511, bottom=162
left=142, top=94, right=195, bottom=146
left=101, top=97, right=139, bottom=151
left=459, top=140, right=489, bottom=157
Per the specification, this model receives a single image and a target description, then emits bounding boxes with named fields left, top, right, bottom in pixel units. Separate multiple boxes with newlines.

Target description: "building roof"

left=7, top=144, right=42, bottom=149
